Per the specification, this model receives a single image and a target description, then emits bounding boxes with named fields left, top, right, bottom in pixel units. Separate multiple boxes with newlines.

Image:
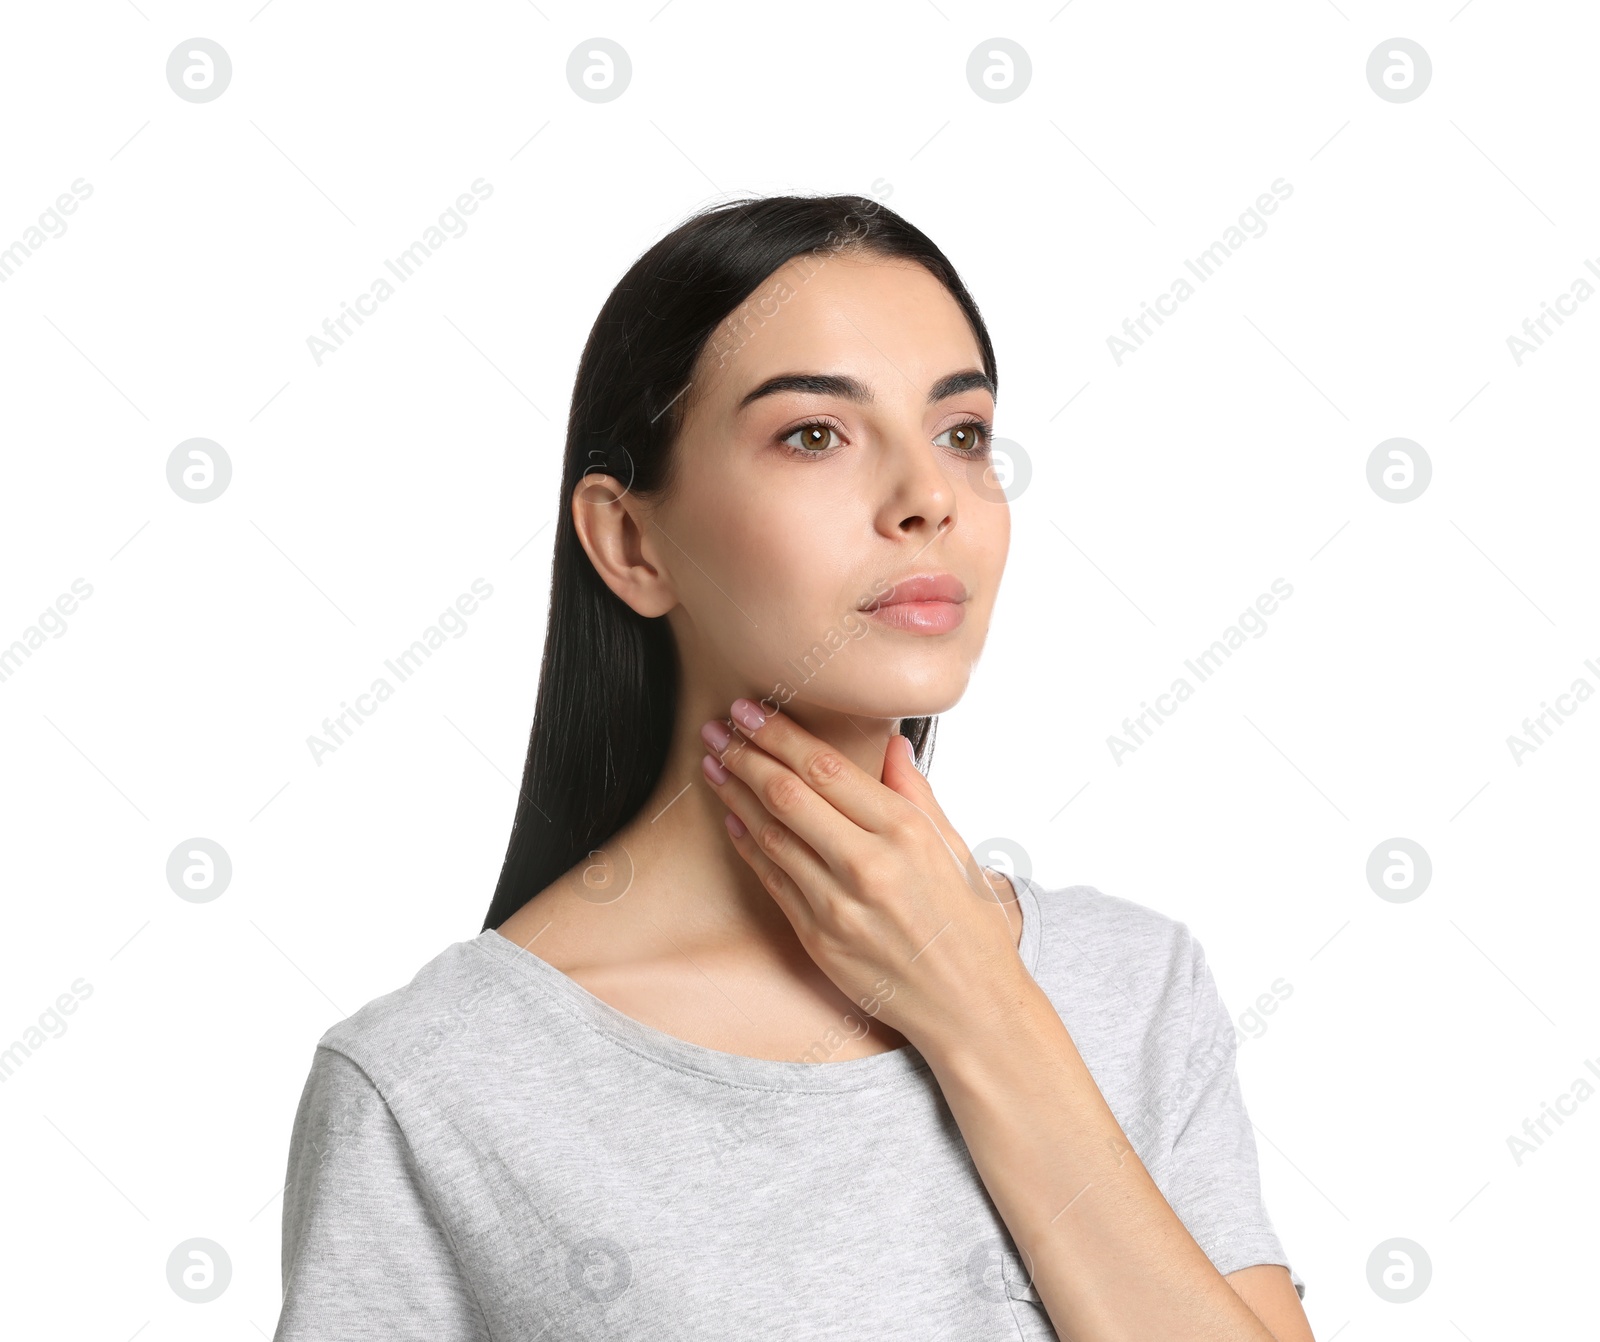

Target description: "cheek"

left=967, top=494, right=1010, bottom=603
left=676, top=495, right=858, bottom=664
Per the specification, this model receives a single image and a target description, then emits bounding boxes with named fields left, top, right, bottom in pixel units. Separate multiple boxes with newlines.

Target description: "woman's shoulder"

left=1024, top=879, right=1204, bottom=969
left=308, top=932, right=508, bottom=1095
left=1019, top=878, right=1215, bottom=1038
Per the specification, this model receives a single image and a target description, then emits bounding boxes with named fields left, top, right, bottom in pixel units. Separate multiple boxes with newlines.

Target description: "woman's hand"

left=699, top=697, right=1031, bottom=1059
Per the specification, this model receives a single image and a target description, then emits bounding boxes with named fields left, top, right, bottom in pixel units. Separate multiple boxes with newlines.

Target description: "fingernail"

left=731, top=698, right=766, bottom=732
left=724, top=811, right=746, bottom=839
left=701, top=752, right=729, bottom=784
left=700, top=718, right=732, bottom=753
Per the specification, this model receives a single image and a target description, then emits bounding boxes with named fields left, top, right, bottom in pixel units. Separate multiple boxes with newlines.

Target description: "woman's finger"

left=725, top=699, right=908, bottom=835
left=881, top=736, right=1014, bottom=910
left=705, top=708, right=877, bottom=881
left=717, top=805, right=818, bottom=940
left=699, top=748, right=830, bottom=917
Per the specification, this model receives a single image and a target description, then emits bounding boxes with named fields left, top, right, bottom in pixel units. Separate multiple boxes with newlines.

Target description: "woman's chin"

left=794, top=685, right=969, bottom=723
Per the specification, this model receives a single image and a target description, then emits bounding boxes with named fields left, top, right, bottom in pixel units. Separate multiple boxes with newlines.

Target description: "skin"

left=495, top=250, right=1314, bottom=1341
left=498, top=250, right=1012, bottom=1061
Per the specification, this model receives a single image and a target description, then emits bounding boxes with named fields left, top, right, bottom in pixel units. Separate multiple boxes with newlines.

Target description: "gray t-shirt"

left=273, top=877, right=1304, bottom=1340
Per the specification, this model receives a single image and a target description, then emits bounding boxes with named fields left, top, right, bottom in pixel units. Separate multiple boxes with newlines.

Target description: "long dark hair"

left=481, top=193, right=999, bottom=932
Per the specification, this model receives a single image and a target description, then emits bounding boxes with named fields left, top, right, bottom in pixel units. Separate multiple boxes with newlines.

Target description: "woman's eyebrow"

left=736, top=368, right=994, bottom=412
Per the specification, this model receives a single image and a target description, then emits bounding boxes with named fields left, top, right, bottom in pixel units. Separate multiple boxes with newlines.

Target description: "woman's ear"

left=570, top=474, right=678, bottom=617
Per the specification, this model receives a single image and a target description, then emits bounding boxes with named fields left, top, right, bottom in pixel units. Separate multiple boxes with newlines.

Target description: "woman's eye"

left=935, top=421, right=992, bottom=453
left=782, top=422, right=842, bottom=453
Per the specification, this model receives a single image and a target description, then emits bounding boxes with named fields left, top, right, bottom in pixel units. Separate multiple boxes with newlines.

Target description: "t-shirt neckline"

left=473, top=870, right=1045, bottom=1094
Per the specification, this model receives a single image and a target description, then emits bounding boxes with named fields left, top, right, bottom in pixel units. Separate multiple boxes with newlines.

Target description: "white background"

left=1, top=2, right=1595, bottom=1338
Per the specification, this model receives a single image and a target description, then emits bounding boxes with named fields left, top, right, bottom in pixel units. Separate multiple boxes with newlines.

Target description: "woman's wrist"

left=914, top=958, right=1069, bottom=1085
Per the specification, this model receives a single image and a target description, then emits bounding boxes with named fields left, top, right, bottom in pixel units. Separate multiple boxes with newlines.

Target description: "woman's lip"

left=864, top=599, right=966, bottom=634
left=862, top=573, right=970, bottom=607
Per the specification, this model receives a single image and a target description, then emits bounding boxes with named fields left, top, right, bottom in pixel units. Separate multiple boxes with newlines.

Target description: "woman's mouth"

left=860, top=572, right=969, bottom=635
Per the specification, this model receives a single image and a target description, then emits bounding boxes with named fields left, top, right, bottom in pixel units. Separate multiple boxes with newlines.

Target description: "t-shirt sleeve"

left=274, top=1043, right=492, bottom=1340
left=1161, top=934, right=1306, bottom=1302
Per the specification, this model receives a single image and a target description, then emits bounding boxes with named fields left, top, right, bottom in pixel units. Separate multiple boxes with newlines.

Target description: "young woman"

left=274, top=194, right=1311, bottom=1341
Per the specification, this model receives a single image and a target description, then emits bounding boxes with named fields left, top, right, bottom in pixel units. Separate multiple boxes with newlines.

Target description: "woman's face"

left=617, top=249, right=1008, bottom=724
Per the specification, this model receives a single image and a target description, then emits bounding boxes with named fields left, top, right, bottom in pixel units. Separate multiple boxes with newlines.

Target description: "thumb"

left=881, top=732, right=923, bottom=792
left=882, top=734, right=983, bottom=883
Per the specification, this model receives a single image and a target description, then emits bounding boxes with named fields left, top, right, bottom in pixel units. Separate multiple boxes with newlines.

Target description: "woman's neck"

left=600, top=696, right=901, bottom=950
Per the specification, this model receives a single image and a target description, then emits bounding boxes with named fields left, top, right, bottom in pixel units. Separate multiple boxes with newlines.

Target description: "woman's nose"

left=880, top=434, right=956, bottom=537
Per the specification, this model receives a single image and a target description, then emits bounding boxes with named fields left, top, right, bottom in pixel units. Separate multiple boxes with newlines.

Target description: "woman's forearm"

left=919, top=971, right=1279, bottom=1342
